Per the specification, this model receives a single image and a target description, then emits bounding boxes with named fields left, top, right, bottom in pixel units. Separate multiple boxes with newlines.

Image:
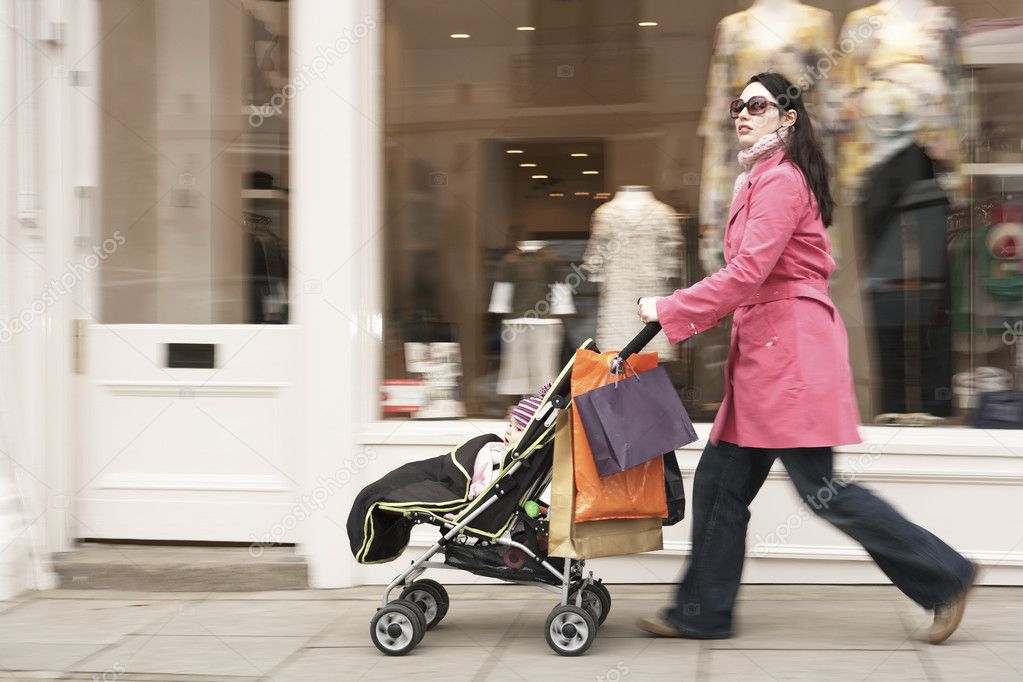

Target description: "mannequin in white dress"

left=584, top=186, right=682, bottom=360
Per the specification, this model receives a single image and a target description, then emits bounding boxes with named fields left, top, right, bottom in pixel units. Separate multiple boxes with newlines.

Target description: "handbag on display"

left=575, top=359, right=698, bottom=478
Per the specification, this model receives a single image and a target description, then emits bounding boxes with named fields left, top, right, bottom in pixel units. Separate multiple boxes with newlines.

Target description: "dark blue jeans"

left=667, top=440, right=975, bottom=637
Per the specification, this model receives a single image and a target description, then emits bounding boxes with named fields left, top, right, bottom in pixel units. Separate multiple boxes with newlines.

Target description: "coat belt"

left=737, top=279, right=831, bottom=308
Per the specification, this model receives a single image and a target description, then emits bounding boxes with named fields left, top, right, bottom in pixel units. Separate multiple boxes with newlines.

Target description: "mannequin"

left=835, top=2, right=962, bottom=419
left=878, top=0, right=930, bottom=22
left=491, top=241, right=573, bottom=396
left=834, top=0, right=962, bottom=196
left=697, top=0, right=834, bottom=274
left=860, top=115, right=952, bottom=416
left=745, top=0, right=806, bottom=50
left=583, top=186, right=682, bottom=361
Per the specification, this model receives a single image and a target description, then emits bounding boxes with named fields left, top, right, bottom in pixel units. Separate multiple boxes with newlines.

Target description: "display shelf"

left=963, top=45, right=1023, bottom=66
left=962, top=163, right=1023, bottom=176
left=241, top=188, right=289, bottom=203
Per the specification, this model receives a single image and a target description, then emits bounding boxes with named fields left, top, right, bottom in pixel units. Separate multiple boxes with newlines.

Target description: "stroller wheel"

left=400, top=580, right=449, bottom=629
left=545, top=604, right=596, bottom=656
left=370, top=601, right=425, bottom=656
left=569, top=583, right=611, bottom=626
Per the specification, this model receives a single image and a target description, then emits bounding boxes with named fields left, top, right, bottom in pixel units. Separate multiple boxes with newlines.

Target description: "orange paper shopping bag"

left=570, top=348, right=667, bottom=522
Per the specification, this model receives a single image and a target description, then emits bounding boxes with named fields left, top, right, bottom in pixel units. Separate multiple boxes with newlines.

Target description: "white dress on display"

left=583, top=187, right=683, bottom=360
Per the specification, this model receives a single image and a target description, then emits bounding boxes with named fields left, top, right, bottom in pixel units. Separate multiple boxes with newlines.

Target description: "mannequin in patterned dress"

left=698, top=0, right=835, bottom=276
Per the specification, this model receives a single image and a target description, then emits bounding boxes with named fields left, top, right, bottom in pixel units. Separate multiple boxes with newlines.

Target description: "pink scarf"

left=732, top=125, right=792, bottom=203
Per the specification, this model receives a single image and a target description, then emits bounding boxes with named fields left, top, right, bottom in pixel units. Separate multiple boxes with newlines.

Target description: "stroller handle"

left=612, top=321, right=662, bottom=372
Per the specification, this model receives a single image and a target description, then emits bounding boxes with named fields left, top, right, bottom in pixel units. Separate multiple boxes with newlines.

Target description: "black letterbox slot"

left=166, top=343, right=216, bottom=369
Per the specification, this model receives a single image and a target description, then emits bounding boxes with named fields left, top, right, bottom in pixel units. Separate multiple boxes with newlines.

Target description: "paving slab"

left=702, top=648, right=928, bottom=681
left=132, top=600, right=343, bottom=638
left=0, top=599, right=178, bottom=645
left=922, top=639, right=1023, bottom=680
left=0, top=642, right=108, bottom=674
left=69, top=634, right=307, bottom=678
left=700, top=598, right=917, bottom=650
left=273, top=645, right=499, bottom=681
left=479, top=635, right=700, bottom=680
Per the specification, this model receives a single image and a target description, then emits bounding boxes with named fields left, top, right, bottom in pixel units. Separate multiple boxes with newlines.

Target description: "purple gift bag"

left=575, top=361, right=697, bottom=478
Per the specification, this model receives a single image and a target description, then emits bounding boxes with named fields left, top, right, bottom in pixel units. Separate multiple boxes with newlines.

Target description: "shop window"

left=382, top=0, right=1023, bottom=429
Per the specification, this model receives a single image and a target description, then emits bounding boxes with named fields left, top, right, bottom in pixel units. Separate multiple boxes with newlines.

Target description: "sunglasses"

left=729, top=96, right=782, bottom=119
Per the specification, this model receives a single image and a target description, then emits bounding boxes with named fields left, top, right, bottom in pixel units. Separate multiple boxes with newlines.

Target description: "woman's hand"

left=637, top=296, right=660, bottom=323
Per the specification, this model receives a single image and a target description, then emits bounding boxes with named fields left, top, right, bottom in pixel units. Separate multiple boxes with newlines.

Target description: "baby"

left=468, top=381, right=553, bottom=500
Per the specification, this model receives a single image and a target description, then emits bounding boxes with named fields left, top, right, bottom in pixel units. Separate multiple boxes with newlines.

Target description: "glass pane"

left=381, top=0, right=1023, bottom=428
left=98, top=0, right=289, bottom=323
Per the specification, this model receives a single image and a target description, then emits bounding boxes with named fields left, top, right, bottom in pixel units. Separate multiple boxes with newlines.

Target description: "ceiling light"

left=450, top=33, right=470, bottom=39
left=531, top=174, right=548, bottom=179
left=549, top=192, right=564, bottom=197
left=571, top=153, right=588, bottom=157
left=574, top=192, right=590, bottom=196
left=506, top=149, right=524, bottom=154
left=638, top=21, right=658, bottom=27
left=582, top=170, right=599, bottom=175
left=520, top=163, right=537, bottom=168
left=516, top=26, right=535, bottom=31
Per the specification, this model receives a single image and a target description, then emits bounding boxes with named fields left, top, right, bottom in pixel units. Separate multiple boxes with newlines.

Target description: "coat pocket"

left=791, top=296, right=839, bottom=390
left=737, top=299, right=788, bottom=345
left=736, top=299, right=802, bottom=391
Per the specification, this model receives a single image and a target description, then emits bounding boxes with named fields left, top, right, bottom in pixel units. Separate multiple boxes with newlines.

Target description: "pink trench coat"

left=655, top=150, right=862, bottom=449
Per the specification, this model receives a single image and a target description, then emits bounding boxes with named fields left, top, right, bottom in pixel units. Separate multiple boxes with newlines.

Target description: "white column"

left=292, top=0, right=382, bottom=587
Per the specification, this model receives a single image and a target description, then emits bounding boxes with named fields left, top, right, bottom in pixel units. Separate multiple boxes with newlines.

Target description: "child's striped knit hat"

left=510, top=381, right=553, bottom=429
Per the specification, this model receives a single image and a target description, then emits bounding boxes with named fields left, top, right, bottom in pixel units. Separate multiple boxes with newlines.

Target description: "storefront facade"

left=1, top=0, right=1022, bottom=595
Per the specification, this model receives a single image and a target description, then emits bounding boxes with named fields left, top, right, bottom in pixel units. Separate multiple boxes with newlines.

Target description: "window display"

left=382, top=0, right=1023, bottom=428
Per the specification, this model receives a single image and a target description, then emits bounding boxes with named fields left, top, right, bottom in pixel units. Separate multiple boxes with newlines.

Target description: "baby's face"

left=504, top=412, right=524, bottom=445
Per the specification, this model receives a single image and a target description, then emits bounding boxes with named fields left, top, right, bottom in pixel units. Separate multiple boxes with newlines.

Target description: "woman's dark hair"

left=748, top=72, right=834, bottom=227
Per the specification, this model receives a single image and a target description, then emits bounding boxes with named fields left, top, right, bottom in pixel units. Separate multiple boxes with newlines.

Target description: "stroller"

left=348, top=324, right=664, bottom=657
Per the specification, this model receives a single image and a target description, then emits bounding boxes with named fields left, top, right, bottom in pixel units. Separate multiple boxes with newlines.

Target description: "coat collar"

left=727, top=150, right=788, bottom=225
left=748, top=149, right=787, bottom=180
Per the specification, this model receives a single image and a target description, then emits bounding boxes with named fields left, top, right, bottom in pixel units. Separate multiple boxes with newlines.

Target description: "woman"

left=635, top=73, right=977, bottom=644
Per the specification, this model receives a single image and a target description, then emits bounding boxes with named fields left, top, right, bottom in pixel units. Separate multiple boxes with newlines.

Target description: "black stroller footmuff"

left=348, top=433, right=502, bottom=564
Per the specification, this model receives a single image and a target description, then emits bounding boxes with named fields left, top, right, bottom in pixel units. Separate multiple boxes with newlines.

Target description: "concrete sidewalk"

left=0, top=584, right=1019, bottom=680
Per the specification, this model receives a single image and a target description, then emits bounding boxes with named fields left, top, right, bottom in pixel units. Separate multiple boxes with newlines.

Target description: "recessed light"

left=450, top=33, right=471, bottom=39
left=582, top=170, right=599, bottom=175
left=520, top=163, right=537, bottom=168
left=571, top=153, right=589, bottom=158
left=517, top=26, right=535, bottom=31
left=638, top=21, right=658, bottom=27
left=531, top=174, right=548, bottom=179
left=506, top=149, right=524, bottom=154
left=574, top=192, right=590, bottom=196
left=549, top=192, right=564, bottom=197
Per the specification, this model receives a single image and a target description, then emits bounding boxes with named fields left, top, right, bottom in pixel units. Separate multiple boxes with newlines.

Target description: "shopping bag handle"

left=610, top=321, right=662, bottom=374
left=605, top=356, right=639, bottom=388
